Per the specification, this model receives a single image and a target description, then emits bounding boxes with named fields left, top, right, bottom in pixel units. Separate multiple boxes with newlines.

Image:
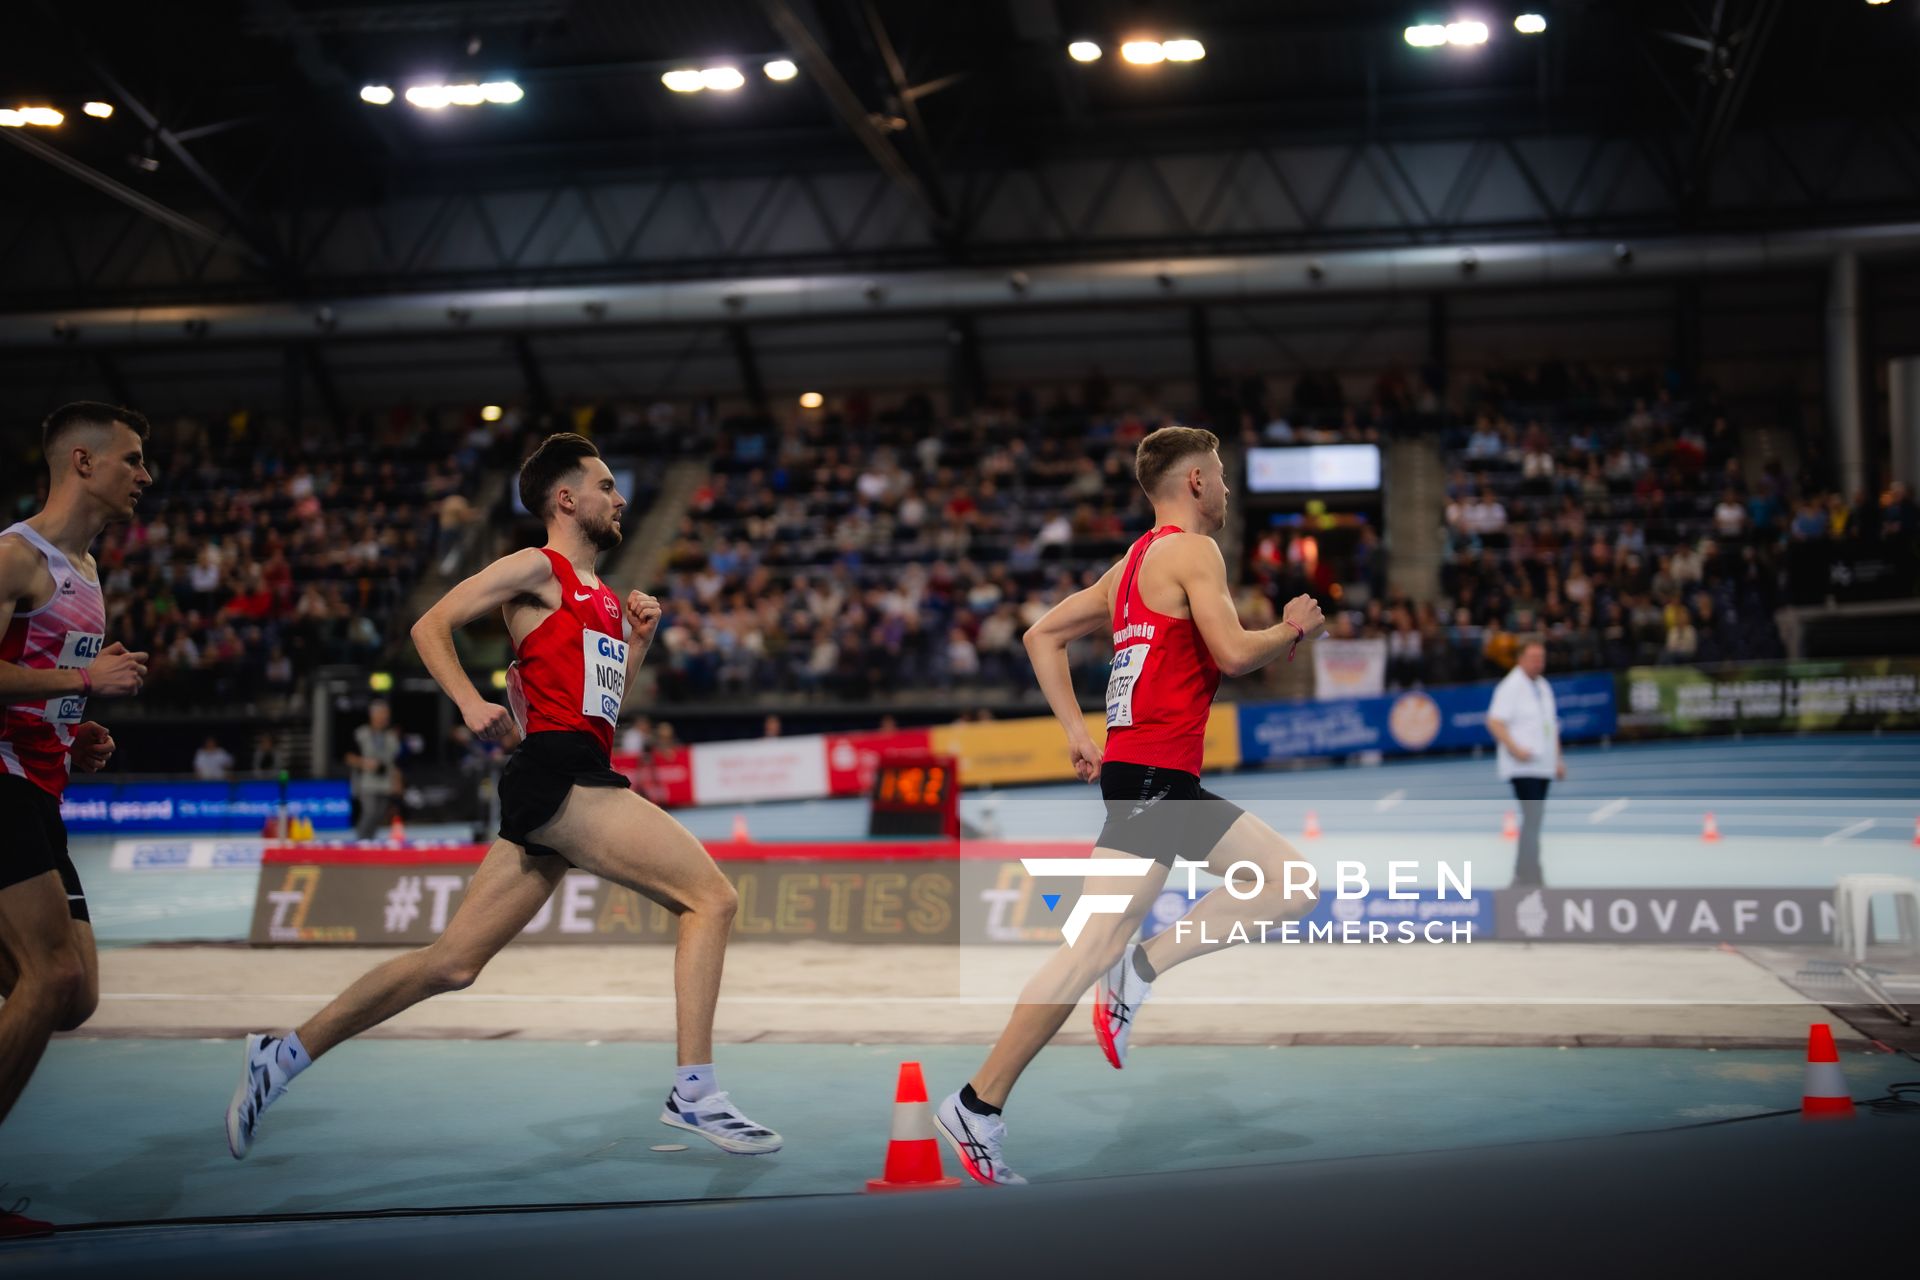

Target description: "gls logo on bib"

left=581, top=632, right=629, bottom=725
left=48, top=631, right=105, bottom=724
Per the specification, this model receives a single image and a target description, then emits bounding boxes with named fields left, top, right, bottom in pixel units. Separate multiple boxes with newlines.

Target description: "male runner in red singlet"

left=936, top=425, right=1325, bottom=1186
left=226, top=433, right=780, bottom=1159
left=0, top=404, right=152, bottom=1237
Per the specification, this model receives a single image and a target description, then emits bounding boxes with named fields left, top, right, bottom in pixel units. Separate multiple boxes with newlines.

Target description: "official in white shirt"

left=1485, top=642, right=1565, bottom=886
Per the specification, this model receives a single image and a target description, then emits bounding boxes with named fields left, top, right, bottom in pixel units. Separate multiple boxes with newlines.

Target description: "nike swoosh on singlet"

left=573, top=590, right=593, bottom=601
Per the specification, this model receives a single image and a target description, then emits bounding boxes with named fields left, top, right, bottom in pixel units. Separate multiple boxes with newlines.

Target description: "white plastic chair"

left=1832, top=874, right=1920, bottom=964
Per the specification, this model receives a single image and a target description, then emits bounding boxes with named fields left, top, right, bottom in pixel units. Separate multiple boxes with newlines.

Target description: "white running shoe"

left=225, top=1033, right=293, bottom=1159
left=934, top=1091, right=1027, bottom=1187
left=659, top=1090, right=783, bottom=1154
left=1094, top=944, right=1153, bottom=1070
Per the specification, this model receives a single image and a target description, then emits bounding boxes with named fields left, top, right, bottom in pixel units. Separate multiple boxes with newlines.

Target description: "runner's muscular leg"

left=0, top=920, right=98, bottom=1031
left=0, top=871, right=88, bottom=1125
left=970, top=858, right=1168, bottom=1108
left=295, top=839, right=565, bottom=1059
left=526, top=786, right=737, bottom=1066
left=1138, top=812, right=1316, bottom=977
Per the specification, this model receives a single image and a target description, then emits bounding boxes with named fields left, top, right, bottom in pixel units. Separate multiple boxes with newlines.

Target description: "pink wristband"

left=1283, top=620, right=1304, bottom=661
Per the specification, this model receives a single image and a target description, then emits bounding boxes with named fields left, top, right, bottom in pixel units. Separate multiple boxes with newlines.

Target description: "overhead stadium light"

left=1162, top=38, right=1205, bottom=61
left=799, top=391, right=824, bottom=410
left=1, top=107, right=65, bottom=127
left=401, top=81, right=521, bottom=110
left=1514, top=13, right=1547, bottom=34
left=83, top=101, right=114, bottom=118
left=763, top=58, right=798, bottom=81
left=1404, top=24, right=1448, bottom=47
left=1120, top=40, right=1166, bottom=65
left=662, top=68, right=704, bottom=92
left=699, top=66, right=746, bottom=91
left=1445, top=20, right=1489, bottom=45
left=360, top=84, right=394, bottom=105
left=481, top=405, right=503, bottom=422
left=1068, top=41, right=1102, bottom=62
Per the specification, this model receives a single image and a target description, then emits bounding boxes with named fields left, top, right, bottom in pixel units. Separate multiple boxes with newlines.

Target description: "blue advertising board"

left=1236, top=674, right=1616, bottom=765
left=59, top=780, right=353, bottom=834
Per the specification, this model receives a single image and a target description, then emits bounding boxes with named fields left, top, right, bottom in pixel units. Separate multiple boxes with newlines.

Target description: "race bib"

left=1105, top=642, right=1151, bottom=729
left=46, top=630, right=103, bottom=725
left=581, top=631, right=629, bottom=725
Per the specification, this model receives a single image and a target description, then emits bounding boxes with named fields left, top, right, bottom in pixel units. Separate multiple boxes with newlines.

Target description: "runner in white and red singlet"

left=0, top=404, right=151, bottom=1237
left=936, top=425, right=1325, bottom=1187
left=226, top=433, right=780, bottom=1161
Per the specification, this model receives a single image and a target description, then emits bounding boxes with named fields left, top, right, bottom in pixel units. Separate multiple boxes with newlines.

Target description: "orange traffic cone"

left=1701, top=812, right=1720, bottom=843
left=1801, top=1024, right=1854, bottom=1121
left=389, top=808, right=406, bottom=845
left=865, top=1062, right=961, bottom=1192
left=731, top=812, right=750, bottom=842
left=1501, top=810, right=1518, bottom=841
left=1302, top=810, right=1322, bottom=840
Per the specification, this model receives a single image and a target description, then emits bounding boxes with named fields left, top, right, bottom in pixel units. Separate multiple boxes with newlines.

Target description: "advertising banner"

left=825, top=728, right=936, bottom=795
left=688, top=735, right=831, bottom=805
left=1313, top=638, right=1387, bottom=701
left=60, top=779, right=352, bottom=834
left=1237, top=674, right=1616, bottom=765
left=110, top=838, right=266, bottom=870
left=930, top=705, right=1241, bottom=787
left=1494, top=887, right=1837, bottom=944
left=1618, top=658, right=1920, bottom=737
left=249, top=840, right=1092, bottom=946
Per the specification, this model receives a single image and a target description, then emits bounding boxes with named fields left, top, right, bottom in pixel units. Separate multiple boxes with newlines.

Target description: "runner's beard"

left=583, top=512, right=623, bottom=550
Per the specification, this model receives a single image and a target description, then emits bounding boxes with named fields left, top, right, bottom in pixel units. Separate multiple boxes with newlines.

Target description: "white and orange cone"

left=1501, top=810, right=1518, bottom=841
left=866, top=1062, right=962, bottom=1192
left=1302, top=810, right=1323, bottom=840
left=731, top=812, right=750, bottom=842
left=388, top=808, right=406, bottom=845
left=1911, top=816, right=1919, bottom=847
left=1700, top=811, right=1721, bottom=843
left=1801, top=1023, right=1854, bottom=1120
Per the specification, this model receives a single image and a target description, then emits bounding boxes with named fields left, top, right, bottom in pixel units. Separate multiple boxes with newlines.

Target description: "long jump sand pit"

left=80, top=938, right=1841, bottom=1048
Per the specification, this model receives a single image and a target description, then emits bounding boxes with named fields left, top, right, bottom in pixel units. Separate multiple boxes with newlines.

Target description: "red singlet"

left=0, top=523, right=107, bottom=798
left=1102, top=525, right=1221, bottom=776
left=505, top=548, right=627, bottom=757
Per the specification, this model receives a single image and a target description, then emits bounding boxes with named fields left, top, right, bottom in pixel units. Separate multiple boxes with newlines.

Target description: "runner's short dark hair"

left=1135, top=425, right=1220, bottom=497
left=518, top=432, right=601, bottom=520
left=42, top=402, right=150, bottom=460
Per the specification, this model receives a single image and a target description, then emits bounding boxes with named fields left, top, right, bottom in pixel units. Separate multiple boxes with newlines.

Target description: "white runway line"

left=1374, top=789, right=1407, bottom=812
left=95, top=992, right=1816, bottom=1007
left=1821, top=819, right=1875, bottom=845
left=1588, top=798, right=1630, bottom=824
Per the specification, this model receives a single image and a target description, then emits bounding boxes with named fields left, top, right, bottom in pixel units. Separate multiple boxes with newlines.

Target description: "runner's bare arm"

left=1022, top=561, right=1121, bottom=781
left=1173, top=537, right=1325, bottom=677
left=410, top=547, right=553, bottom=740
left=0, top=538, right=147, bottom=704
left=621, top=589, right=660, bottom=698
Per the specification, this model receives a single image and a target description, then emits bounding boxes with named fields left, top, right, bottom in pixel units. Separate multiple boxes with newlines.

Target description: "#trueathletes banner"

left=248, top=842, right=1088, bottom=946
left=1236, top=674, right=1617, bottom=765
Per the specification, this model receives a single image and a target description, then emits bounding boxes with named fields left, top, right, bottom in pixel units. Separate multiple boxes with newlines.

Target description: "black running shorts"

left=498, top=731, right=632, bottom=858
left=0, top=773, right=90, bottom=921
left=1095, top=761, right=1246, bottom=867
